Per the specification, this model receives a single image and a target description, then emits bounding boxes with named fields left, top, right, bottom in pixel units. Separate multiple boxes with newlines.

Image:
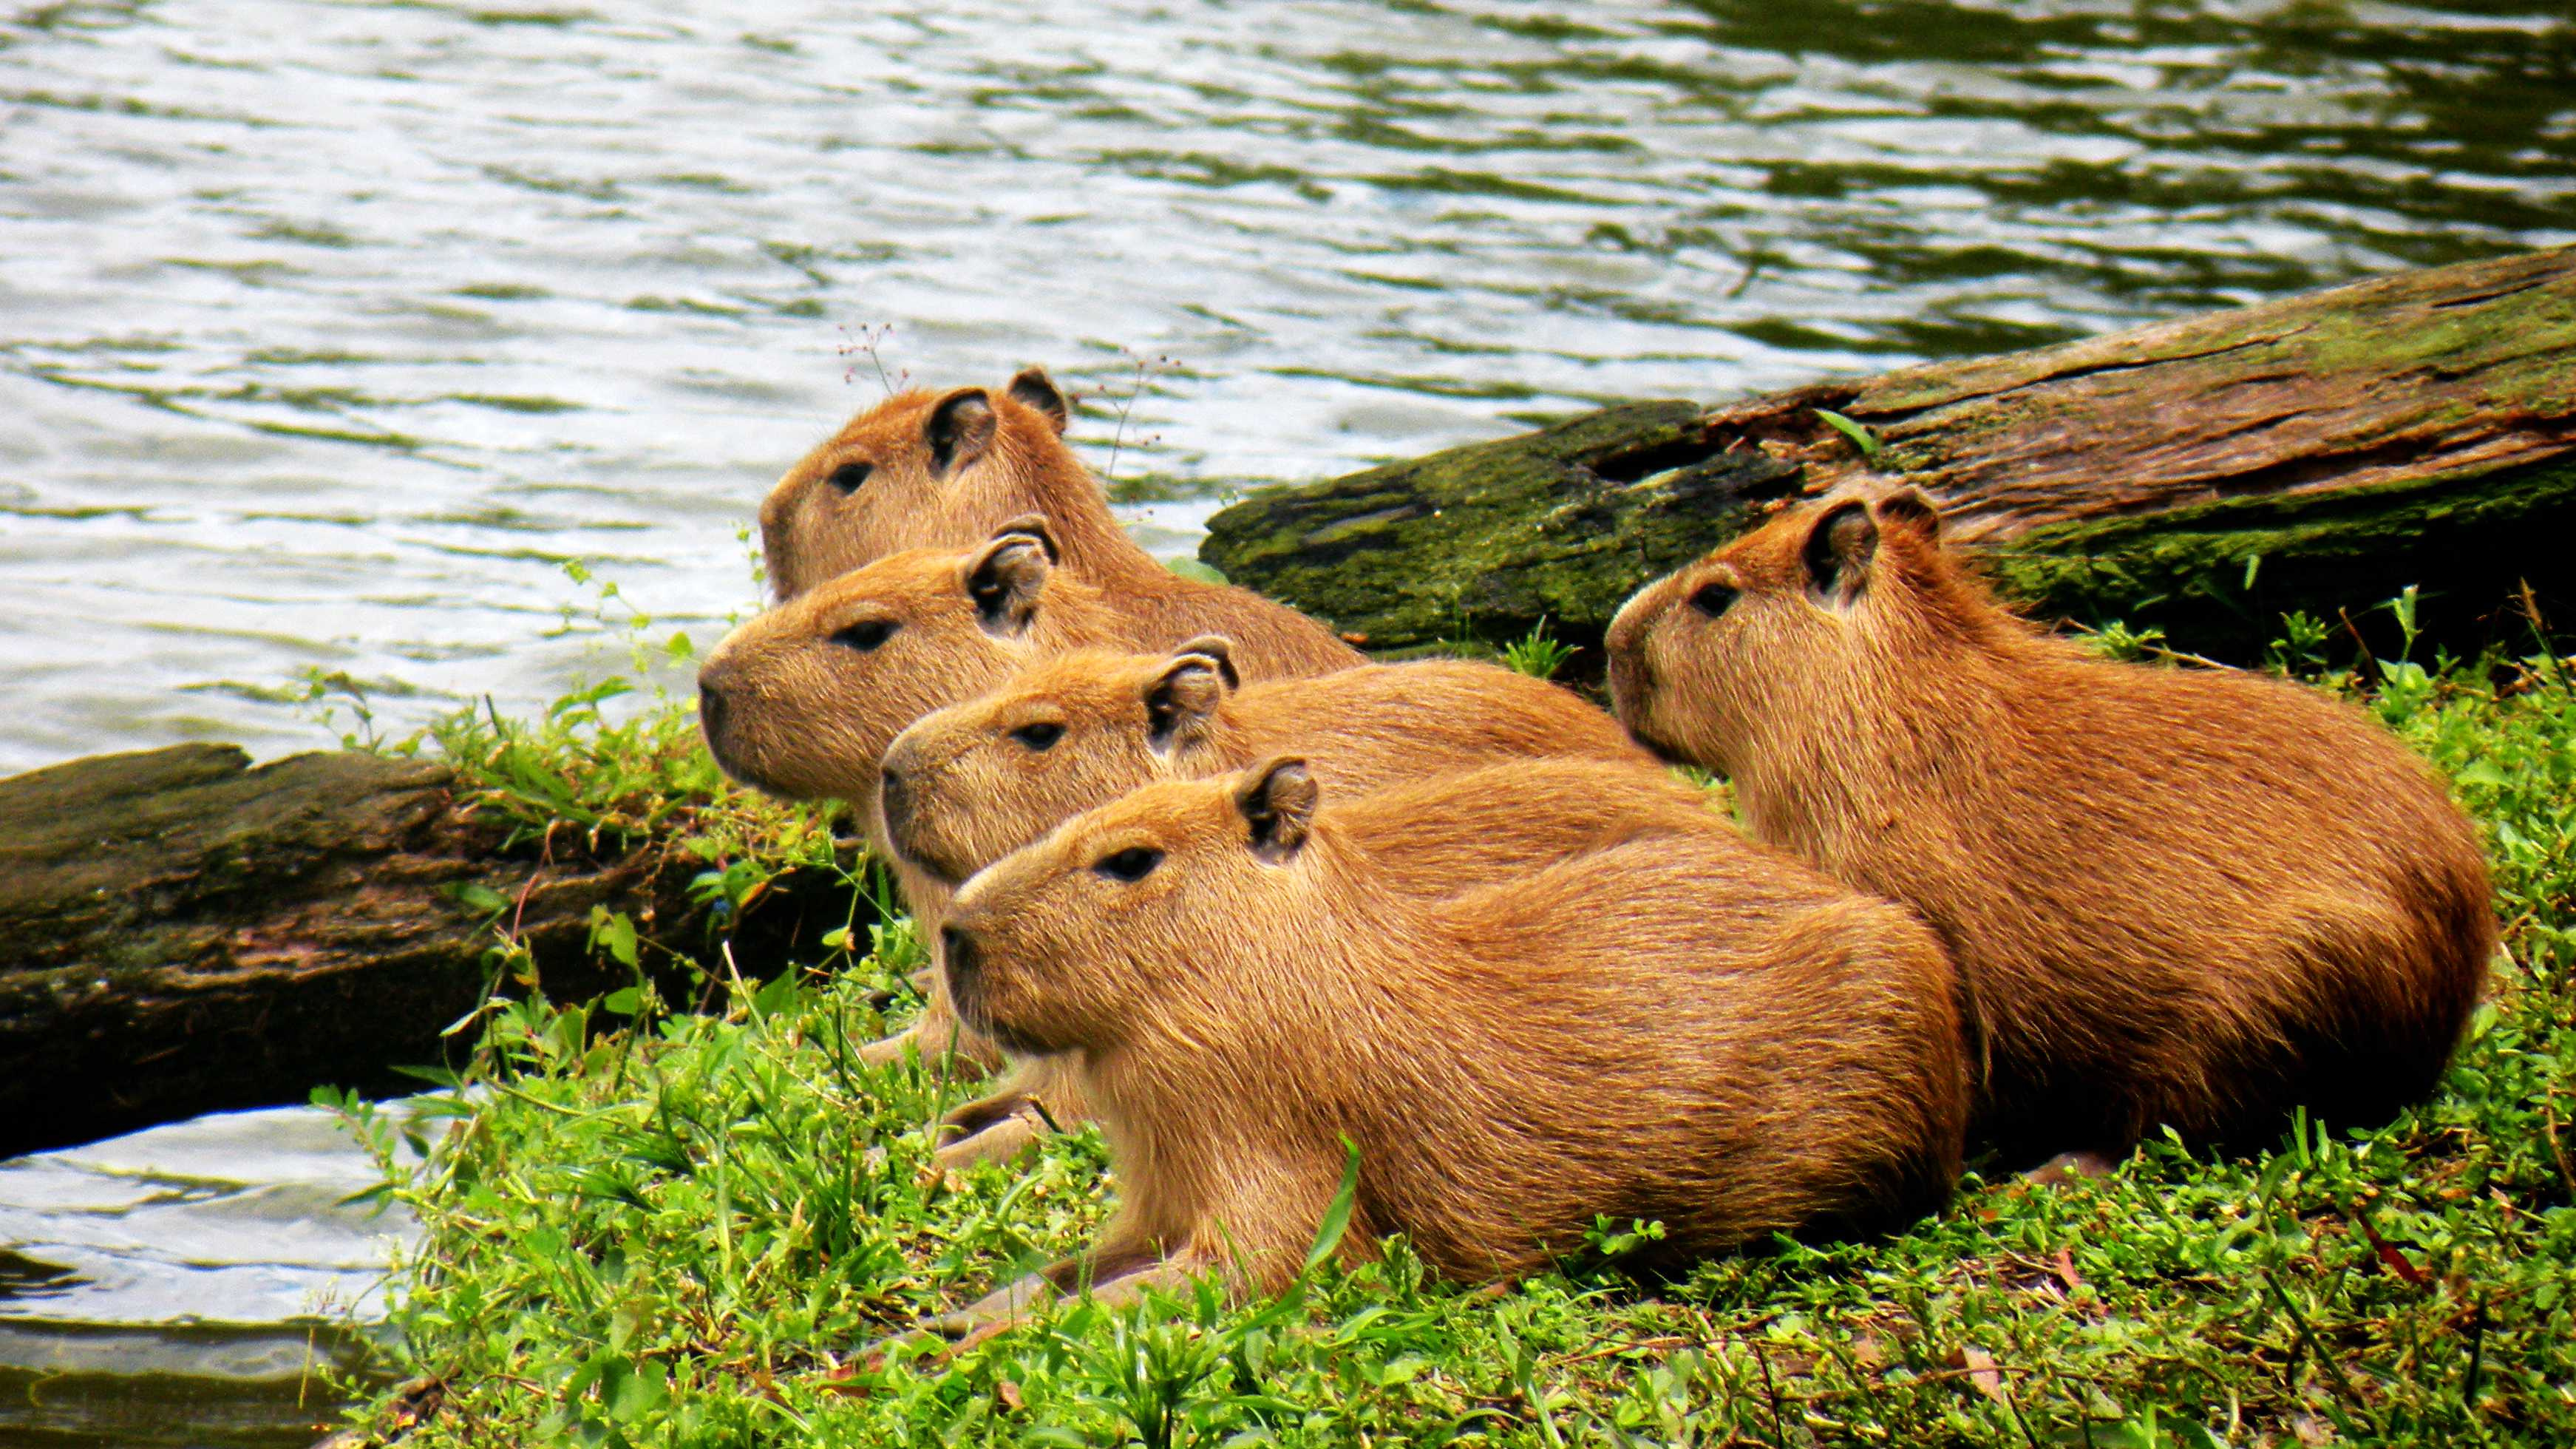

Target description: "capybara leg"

left=854, top=1021, right=922, bottom=1069
left=856, top=1002, right=1001, bottom=1076
left=934, top=1102, right=1047, bottom=1173
left=939, top=1087, right=1034, bottom=1139
left=863, top=1242, right=1188, bottom=1363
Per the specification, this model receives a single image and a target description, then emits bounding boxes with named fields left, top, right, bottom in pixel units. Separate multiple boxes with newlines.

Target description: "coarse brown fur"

left=881, top=639, right=1656, bottom=905
left=698, top=523, right=1353, bottom=824
left=1604, top=488, right=2497, bottom=1166
left=697, top=522, right=1358, bottom=1078
left=758, top=370, right=1359, bottom=675
left=926, top=757, right=1968, bottom=1316
left=874, top=641, right=1665, bottom=1159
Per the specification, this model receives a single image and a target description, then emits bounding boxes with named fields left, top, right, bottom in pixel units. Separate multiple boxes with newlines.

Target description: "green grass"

left=323, top=651, right=2575, bottom=1448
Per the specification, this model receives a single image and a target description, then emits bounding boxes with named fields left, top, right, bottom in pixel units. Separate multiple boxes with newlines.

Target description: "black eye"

left=832, top=619, right=896, bottom=651
left=827, top=461, right=872, bottom=494
left=1092, top=846, right=1163, bottom=883
left=1010, top=721, right=1064, bottom=752
left=1690, top=582, right=1739, bottom=620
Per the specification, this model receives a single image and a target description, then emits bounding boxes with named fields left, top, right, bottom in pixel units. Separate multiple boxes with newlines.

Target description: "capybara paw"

left=933, top=1112, right=1044, bottom=1173
left=854, top=1026, right=917, bottom=1069
left=2020, top=1150, right=2121, bottom=1185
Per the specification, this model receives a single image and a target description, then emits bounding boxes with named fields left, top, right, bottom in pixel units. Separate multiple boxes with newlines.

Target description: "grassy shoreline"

left=321, top=648, right=2575, bottom=1448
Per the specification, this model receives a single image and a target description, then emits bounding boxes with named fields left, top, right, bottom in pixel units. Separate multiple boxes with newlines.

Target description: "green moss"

left=1202, top=401, right=1801, bottom=651
left=1988, top=454, right=2576, bottom=652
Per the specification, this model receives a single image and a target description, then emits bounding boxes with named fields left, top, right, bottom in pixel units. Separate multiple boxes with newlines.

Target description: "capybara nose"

left=879, top=763, right=914, bottom=852
left=939, top=924, right=981, bottom=984
left=696, top=679, right=728, bottom=744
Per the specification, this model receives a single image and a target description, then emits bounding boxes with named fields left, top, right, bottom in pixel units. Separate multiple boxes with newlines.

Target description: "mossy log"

left=1203, top=246, right=2576, bottom=662
left=0, top=744, right=854, bottom=1160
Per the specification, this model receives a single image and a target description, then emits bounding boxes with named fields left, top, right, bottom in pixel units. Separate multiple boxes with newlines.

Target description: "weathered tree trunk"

left=1203, top=246, right=2576, bottom=662
left=0, top=744, right=856, bottom=1160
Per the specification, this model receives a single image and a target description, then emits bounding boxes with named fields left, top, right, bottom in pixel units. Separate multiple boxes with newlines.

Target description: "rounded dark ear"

left=1234, top=757, right=1318, bottom=863
left=1801, top=500, right=1879, bottom=608
left=1145, top=647, right=1236, bottom=751
left=926, top=388, right=997, bottom=474
left=1875, top=488, right=1940, bottom=541
left=1006, top=367, right=1070, bottom=435
left=967, top=532, right=1053, bottom=636
left=1169, top=634, right=1239, bottom=689
left=991, top=514, right=1059, bottom=563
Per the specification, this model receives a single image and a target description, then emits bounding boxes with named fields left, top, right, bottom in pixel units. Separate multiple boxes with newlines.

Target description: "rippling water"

left=0, top=1106, right=412, bottom=1448
left=4, top=0, right=2572, bottom=771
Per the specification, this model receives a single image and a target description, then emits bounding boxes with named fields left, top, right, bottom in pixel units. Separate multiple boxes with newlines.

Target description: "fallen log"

left=1203, top=245, right=2576, bottom=662
left=0, top=744, right=856, bottom=1161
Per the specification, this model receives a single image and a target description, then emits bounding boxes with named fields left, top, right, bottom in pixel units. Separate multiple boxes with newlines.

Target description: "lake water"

left=0, top=1107, right=410, bottom=1448
left=2, top=0, right=2570, bottom=1442
left=6, top=0, right=2572, bottom=773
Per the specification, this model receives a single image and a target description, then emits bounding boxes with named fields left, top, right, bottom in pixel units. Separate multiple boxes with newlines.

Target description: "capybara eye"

left=832, top=619, right=896, bottom=652
left=1011, top=721, right=1064, bottom=752
left=1690, top=582, right=1739, bottom=620
left=1092, top=846, right=1163, bottom=883
left=827, top=461, right=871, bottom=493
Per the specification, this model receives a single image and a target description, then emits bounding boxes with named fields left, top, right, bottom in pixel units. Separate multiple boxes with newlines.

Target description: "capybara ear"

left=991, top=514, right=1060, bottom=563
left=968, top=532, right=1054, bottom=637
left=1801, top=500, right=1879, bottom=608
left=1146, top=651, right=1233, bottom=750
left=1169, top=634, right=1240, bottom=689
left=1875, top=487, right=1941, bottom=541
left=1007, top=367, right=1070, bottom=435
left=1234, top=757, right=1318, bottom=863
left=927, top=387, right=997, bottom=474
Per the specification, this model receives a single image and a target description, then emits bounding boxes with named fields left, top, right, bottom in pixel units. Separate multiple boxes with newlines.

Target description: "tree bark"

left=0, top=744, right=856, bottom=1160
left=1202, top=245, right=2576, bottom=662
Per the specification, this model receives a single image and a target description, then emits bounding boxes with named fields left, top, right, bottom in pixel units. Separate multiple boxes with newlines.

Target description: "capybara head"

left=940, top=757, right=1321, bottom=1059
left=759, top=369, right=1073, bottom=601
left=696, top=520, right=1078, bottom=806
left=1605, top=487, right=1962, bottom=772
left=878, top=637, right=1242, bottom=886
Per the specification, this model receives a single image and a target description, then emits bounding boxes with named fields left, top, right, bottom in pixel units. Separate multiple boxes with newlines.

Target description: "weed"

left=1501, top=618, right=1576, bottom=680
left=1813, top=407, right=1883, bottom=463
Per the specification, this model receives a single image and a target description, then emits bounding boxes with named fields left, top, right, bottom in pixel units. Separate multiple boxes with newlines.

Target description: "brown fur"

left=1604, top=489, right=2497, bottom=1164
left=698, top=523, right=1358, bottom=1079
left=874, top=642, right=1665, bottom=1156
left=698, top=523, right=1353, bottom=822
left=931, top=757, right=1968, bottom=1308
left=881, top=641, right=1655, bottom=905
left=758, top=370, right=1359, bottom=675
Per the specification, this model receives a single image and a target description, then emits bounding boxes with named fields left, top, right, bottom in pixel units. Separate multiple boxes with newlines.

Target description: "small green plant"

left=2077, top=617, right=2169, bottom=664
left=2267, top=608, right=2334, bottom=674
left=1502, top=618, right=1577, bottom=679
left=1813, top=407, right=1883, bottom=462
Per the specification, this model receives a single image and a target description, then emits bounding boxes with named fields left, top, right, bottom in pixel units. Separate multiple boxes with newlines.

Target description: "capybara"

left=898, top=756, right=1968, bottom=1337
left=1603, top=486, right=2495, bottom=1167
left=699, top=520, right=1348, bottom=818
left=874, top=637, right=1665, bottom=1163
left=696, top=520, right=1355, bottom=1079
left=880, top=637, right=1654, bottom=905
left=759, top=370, right=1359, bottom=674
